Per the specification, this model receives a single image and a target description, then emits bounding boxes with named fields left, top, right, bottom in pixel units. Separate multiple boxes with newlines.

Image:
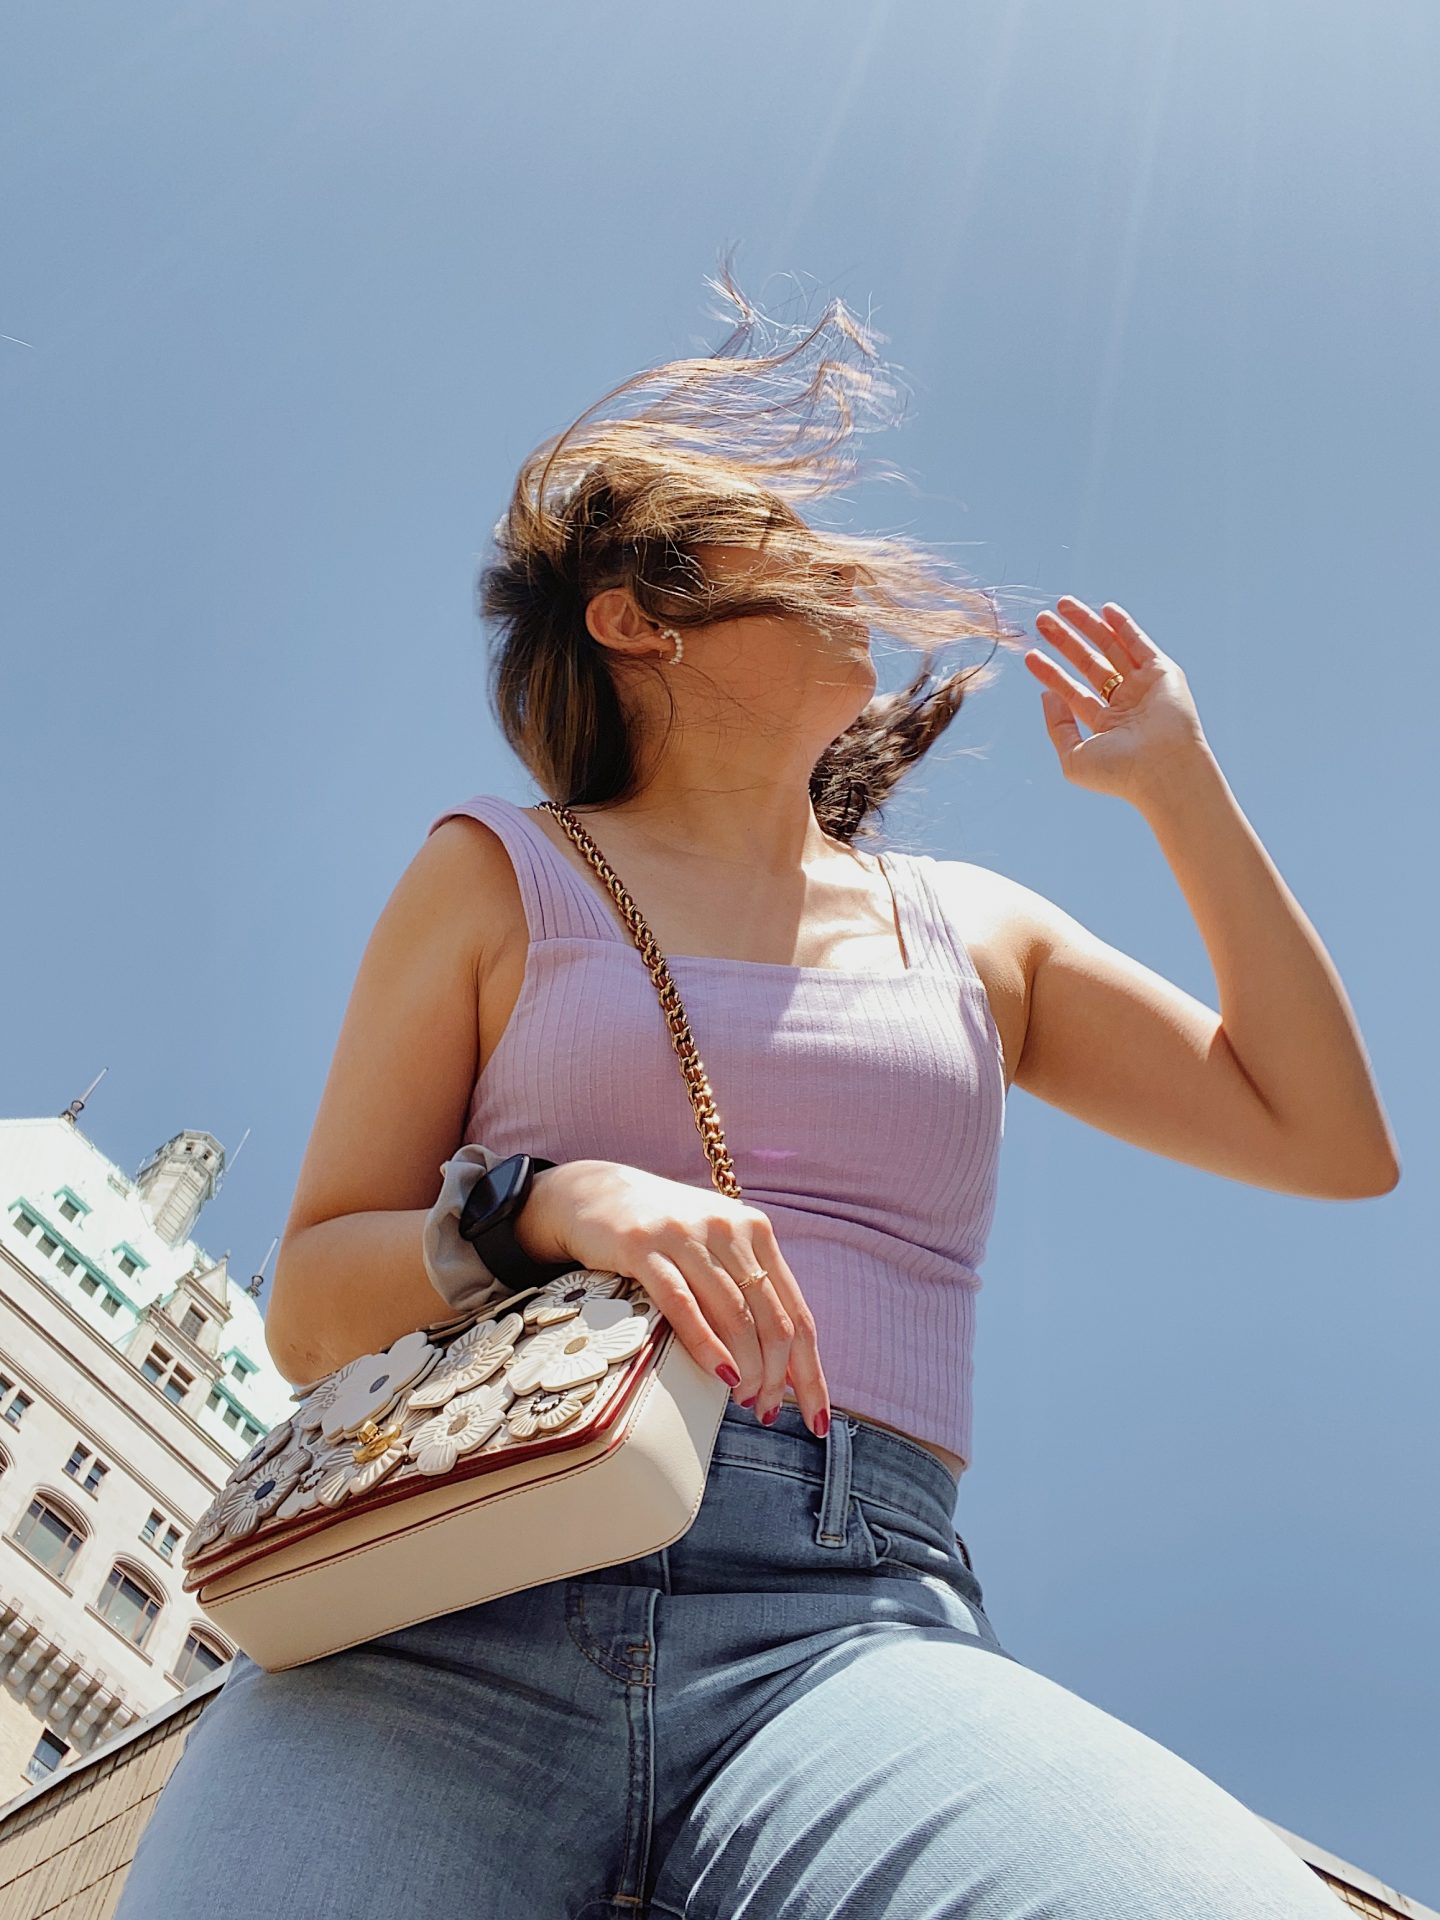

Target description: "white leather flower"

left=291, top=1357, right=362, bottom=1437
left=311, top=1424, right=411, bottom=1506
left=408, top=1379, right=513, bottom=1475
left=231, top=1419, right=296, bottom=1484
left=520, top=1271, right=628, bottom=1329
left=506, top=1380, right=598, bottom=1439
left=184, top=1495, right=228, bottom=1561
left=318, top=1331, right=439, bottom=1443
left=274, top=1444, right=358, bottom=1522
left=216, top=1444, right=312, bottom=1541
left=507, top=1297, right=648, bottom=1395
left=407, top=1312, right=524, bottom=1411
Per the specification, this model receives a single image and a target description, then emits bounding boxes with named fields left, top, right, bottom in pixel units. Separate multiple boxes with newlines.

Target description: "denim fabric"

left=118, top=1402, right=1341, bottom=1917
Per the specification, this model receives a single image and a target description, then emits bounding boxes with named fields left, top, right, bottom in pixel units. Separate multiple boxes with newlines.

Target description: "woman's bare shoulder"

left=923, top=854, right=1069, bottom=962
left=422, top=812, right=529, bottom=954
left=921, top=857, right=1078, bottom=1085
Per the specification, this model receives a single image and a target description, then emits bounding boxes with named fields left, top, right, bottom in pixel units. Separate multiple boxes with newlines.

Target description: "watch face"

left=459, top=1154, right=530, bottom=1248
left=489, top=1154, right=530, bottom=1215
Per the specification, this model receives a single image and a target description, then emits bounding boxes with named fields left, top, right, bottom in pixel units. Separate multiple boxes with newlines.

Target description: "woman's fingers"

left=738, top=1217, right=829, bottom=1431
left=1023, top=645, right=1109, bottom=731
left=639, top=1231, right=829, bottom=1437
left=1101, top=601, right=1160, bottom=667
left=633, top=1249, right=746, bottom=1386
left=698, top=1215, right=828, bottom=1433
left=738, top=1277, right=794, bottom=1419
left=1035, top=604, right=1125, bottom=692
left=685, top=1237, right=767, bottom=1387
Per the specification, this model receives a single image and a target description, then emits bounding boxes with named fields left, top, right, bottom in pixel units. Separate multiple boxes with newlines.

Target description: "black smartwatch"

left=456, top=1153, right=574, bottom=1294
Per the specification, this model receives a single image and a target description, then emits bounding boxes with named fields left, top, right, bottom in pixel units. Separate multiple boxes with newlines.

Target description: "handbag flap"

left=183, top=1275, right=666, bottom=1590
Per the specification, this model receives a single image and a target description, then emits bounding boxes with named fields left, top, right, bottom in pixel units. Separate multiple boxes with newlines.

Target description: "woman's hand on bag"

left=516, top=1159, right=830, bottom=1436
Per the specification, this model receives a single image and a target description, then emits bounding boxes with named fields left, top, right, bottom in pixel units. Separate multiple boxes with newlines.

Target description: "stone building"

left=0, top=1111, right=292, bottom=1796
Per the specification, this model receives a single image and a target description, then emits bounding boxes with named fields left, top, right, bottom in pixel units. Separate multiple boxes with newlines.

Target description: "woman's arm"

left=264, top=820, right=514, bottom=1384
left=991, top=596, right=1399, bottom=1200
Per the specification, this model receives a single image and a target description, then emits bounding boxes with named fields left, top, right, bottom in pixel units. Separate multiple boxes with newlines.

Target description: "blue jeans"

left=118, top=1402, right=1341, bottom=1917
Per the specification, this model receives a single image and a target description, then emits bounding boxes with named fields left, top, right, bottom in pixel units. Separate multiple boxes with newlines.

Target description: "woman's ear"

left=585, top=586, right=661, bottom=659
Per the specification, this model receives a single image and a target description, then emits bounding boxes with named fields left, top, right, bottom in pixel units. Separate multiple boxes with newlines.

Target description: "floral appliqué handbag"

left=180, top=803, right=739, bottom=1672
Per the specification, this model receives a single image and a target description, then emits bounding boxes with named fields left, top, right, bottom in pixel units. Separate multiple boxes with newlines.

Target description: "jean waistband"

left=713, top=1399, right=959, bottom=1543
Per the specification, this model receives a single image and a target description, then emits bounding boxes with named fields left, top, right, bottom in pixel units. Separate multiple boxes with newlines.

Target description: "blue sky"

left=4, top=0, right=1436, bottom=1899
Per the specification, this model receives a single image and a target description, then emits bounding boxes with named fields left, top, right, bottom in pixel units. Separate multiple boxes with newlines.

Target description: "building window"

left=79, top=1273, right=100, bottom=1296
left=140, top=1509, right=182, bottom=1559
left=173, top=1630, right=227, bottom=1688
left=12, top=1496, right=86, bottom=1580
left=140, top=1346, right=194, bottom=1406
left=57, top=1251, right=78, bottom=1276
left=63, top=1445, right=110, bottom=1497
left=37, top=1232, right=58, bottom=1258
left=24, top=1729, right=70, bottom=1784
left=100, top=1293, right=121, bottom=1317
left=59, top=1199, right=80, bottom=1221
left=10, top=1210, right=38, bottom=1238
left=179, top=1306, right=207, bottom=1342
left=117, top=1251, right=141, bottom=1278
left=229, top=1356, right=257, bottom=1383
left=3, top=1390, right=33, bottom=1428
left=96, top=1564, right=162, bottom=1649
left=206, top=1387, right=223, bottom=1411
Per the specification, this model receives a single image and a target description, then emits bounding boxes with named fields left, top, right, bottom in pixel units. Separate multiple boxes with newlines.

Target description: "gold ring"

left=1100, top=671, right=1124, bottom=702
left=736, top=1269, right=768, bottom=1292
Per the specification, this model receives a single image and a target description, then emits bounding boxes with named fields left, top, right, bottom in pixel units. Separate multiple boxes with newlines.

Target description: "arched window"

left=10, top=1491, right=88, bottom=1581
left=173, top=1627, right=230, bottom=1688
left=96, top=1560, right=163, bottom=1650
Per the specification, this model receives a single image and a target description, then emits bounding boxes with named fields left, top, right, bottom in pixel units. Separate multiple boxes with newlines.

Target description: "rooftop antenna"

left=60, top=1068, right=108, bottom=1126
left=213, top=1124, right=251, bottom=1201
left=247, top=1236, right=278, bottom=1302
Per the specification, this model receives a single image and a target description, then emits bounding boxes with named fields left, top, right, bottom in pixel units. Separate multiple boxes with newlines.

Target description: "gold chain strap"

left=538, top=801, right=742, bottom=1202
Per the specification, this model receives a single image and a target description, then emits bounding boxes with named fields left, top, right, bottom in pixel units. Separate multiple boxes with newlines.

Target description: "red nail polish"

left=814, top=1408, right=830, bottom=1438
left=716, top=1364, right=741, bottom=1388
left=740, top=1395, right=757, bottom=1408
left=761, top=1406, right=778, bottom=1426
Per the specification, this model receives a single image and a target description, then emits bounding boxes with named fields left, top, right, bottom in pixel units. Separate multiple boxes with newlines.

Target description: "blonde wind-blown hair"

left=479, top=264, right=1029, bottom=843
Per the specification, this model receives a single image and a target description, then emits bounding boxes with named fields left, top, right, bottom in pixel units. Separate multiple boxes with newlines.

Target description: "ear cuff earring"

left=657, top=626, right=684, bottom=666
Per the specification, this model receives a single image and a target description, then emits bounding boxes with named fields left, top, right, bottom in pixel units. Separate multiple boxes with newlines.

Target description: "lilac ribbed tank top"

left=427, top=793, right=1006, bottom=1468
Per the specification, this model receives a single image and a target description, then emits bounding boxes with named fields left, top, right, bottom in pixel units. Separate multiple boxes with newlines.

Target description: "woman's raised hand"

left=1024, top=597, right=1211, bottom=804
left=516, top=1159, right=830, bottom=1436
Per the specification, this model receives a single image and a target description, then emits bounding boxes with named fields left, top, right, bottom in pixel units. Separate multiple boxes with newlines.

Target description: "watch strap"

left=458, top=1152, right=572, bottom=1292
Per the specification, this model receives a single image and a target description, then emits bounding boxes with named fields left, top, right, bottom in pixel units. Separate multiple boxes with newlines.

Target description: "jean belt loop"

left=814, top=1410, right=854, bottom=1549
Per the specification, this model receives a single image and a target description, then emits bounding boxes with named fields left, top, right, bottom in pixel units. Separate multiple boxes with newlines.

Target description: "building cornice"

left=0, top=1244, right=248, bottom=1502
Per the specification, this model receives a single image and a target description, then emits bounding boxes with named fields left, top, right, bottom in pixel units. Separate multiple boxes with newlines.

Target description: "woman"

left=118, top=280, right=1397, bottom=1917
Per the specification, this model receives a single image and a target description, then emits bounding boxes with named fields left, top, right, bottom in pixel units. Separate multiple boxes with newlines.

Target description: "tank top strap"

left=881, top=849, right=989, bottom=991
left=426, top=794, right=626, bottom=946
